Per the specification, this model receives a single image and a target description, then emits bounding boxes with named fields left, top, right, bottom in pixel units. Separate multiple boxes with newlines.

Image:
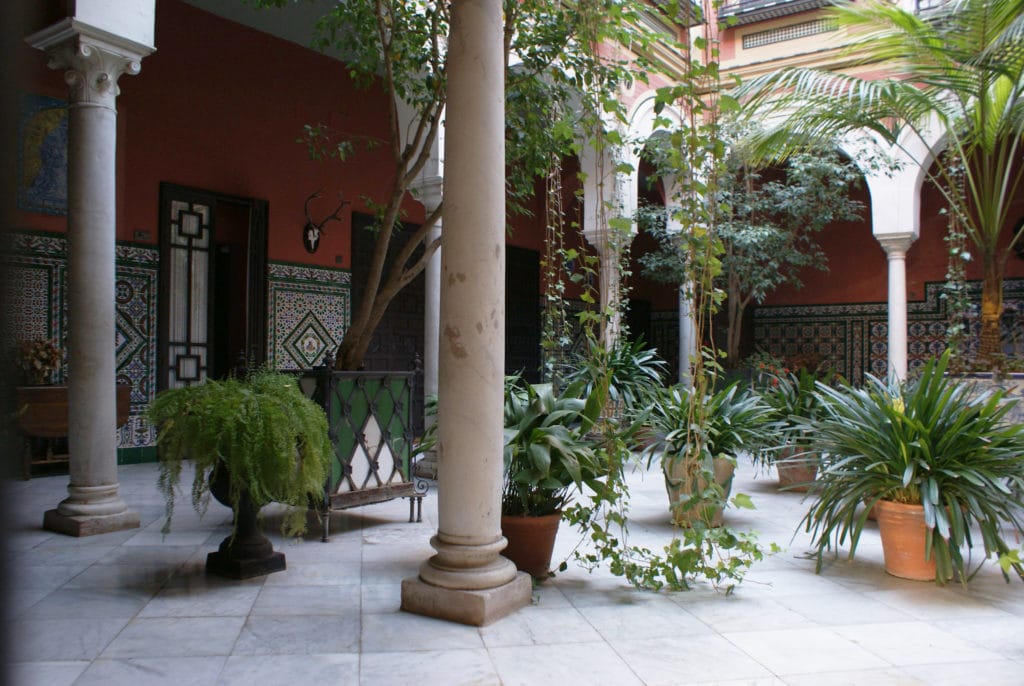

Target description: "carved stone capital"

left=876, top=232, right=916, bottom=258
left=27, top=18, right=153, bottom=108
left=412, top=175, right=444, bottom=214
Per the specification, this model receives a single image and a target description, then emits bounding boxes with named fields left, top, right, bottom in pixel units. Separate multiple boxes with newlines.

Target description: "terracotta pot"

left=663, top=456, right=735, bottom=527
left=501, top=512, right=562, bottom=579
left=776, top=446, right=818, bottom=492
left=873, top=499, right=939, bottom=581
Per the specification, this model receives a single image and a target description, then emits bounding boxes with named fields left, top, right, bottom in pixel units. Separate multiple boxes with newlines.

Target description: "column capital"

left=411, top=175, right=444, bottom=214
left=876, top=232, right=915, bottom=257
left=27, top=18, right=154, bottom=108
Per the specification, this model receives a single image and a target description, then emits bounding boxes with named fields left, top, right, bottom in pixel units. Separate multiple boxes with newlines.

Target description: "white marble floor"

left=5, top=459, right=1024, bottom=685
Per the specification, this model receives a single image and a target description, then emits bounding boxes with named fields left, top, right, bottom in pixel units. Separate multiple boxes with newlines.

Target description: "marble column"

left=878, top=233, right=915, bottom=381
left=28, top=21, right=151, bottom=536
left=415, top=177, right=442, bottom=478
left=678, top=285, right=696, bottom=387
left=401, top=0, right=531, bottom=626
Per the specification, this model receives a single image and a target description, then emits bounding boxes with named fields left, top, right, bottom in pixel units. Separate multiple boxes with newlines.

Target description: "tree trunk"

left=978, top=256, right=1004, bottom=363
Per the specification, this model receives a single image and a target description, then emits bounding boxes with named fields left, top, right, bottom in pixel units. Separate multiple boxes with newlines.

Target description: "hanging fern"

left=147, top=369, right=332, bottom=538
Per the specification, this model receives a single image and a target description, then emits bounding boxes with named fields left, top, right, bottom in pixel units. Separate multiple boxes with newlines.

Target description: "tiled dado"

left=753, top=279, right=1024, bottom=382
left=267, top=261, right=350, bottom=370
left=3, top=235, right=352, bottom=460
left=2, top=231, right=159, bottom=454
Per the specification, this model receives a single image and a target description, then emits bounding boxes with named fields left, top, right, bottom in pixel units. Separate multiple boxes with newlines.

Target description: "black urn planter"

left=207, top=467, right=286, bottom=579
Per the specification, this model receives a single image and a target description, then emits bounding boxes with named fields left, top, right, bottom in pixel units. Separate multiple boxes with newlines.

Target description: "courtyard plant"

left=565, top=336, right=667, bottom=425
left=756, top=366, right=834, bottom=490
left=501, top=375, right=605, bottom=577
left=736, top=0, right=1024, bottom=364
left=148, top=369, right=332, bottom=576
left=801, top=352, right=1024, bottom=584
left=643, top=380, right=770, bottom=526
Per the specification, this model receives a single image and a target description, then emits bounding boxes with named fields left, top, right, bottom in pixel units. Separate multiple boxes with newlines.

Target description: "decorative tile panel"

left=753, top=279, right=1024, bottom=383
left=2, top=231, right=159, bottom=451
left=267, top=261, right=350, bottom=369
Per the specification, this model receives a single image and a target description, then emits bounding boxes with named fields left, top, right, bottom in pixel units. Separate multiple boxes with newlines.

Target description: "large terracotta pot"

left=501, top=511, right=562, bottom=579
left=873, top=499, right=941, bottom=581
left=663, top=456, right=735, bottom=527
left=776, top=445, right=818, bottom=492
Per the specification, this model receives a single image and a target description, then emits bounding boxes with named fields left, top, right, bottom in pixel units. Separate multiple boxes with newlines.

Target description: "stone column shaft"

left=28, top=22, right=151, bottom=536
left=401, top=0, right=531, bottom=626
left=878, top=234, right=915, bottom=381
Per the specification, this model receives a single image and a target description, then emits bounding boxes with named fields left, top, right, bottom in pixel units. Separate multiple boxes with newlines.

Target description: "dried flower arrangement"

left=14, top=338, right=62, bottom=385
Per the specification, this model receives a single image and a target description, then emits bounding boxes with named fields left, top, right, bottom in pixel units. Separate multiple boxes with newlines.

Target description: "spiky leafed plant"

left=736, top=0, right=1024, bottom=363
left=802, top=352, right=1024, bottom=584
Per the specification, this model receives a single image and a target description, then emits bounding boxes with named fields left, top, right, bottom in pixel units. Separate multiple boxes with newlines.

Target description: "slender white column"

left=401, top=0, right=531, bottom=626
left=413, top=178, right=443, bottom=409
left=412, top=178, right=442, bottom=479
left=28, top=21, right=152, bottom=536
left=678, top=285, right=696, bottom=387
left=878, top=234, right=915, bottom=381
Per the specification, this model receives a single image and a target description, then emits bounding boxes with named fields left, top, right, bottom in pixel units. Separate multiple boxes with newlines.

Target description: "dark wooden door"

left=506, top=246, right=541, bottom=382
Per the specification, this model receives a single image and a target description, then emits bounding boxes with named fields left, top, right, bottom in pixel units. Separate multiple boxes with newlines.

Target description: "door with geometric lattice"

left=158, top=183, right=267, bottom=390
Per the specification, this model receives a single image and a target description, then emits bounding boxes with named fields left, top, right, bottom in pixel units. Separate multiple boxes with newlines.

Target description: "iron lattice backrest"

left=311, top=370, right=414, bottom=496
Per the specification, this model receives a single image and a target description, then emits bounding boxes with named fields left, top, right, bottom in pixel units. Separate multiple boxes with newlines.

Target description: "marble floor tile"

left=865, top=586, right=1014, bottom=621
left=10, top=617, right=130, bottom=661
left=20, top=586, right=155, bottom=620
left=675, top=595, right=811, bottom=633
left=232, top=614, right=360, bottom=655
left=781, top=667, right=922, bottom=685
left=480, top=606, right=602, bottom=647
left=774, top=591, right=914, bottom=626
left=834, top=620, right=1001, bottom=666
left=100, top=617, right=245, bottom=658
left=722, top=626, right=890, bottom=676
left=360, top=612, right=485, bottom=652
left=139, top=583, right=262, bottom=618
left=361, top=649, right=501, bottom=686
left=250, top=584, right=360, bottom=616
left=7, top=660, right=90, bottom=686
left=3, top=564, right=85, bottom=592
left=934, top=615, right=1024, bottom=661
left=73, top=656, right=226, bottom=686
left=261, top=560, right=362, bottom=586
left=361, top=583, right=402, bottom=614
left=578, top=595, right=710, bottom=640
left=611, top=634, right=774, bottom=685
left=220, top=654, right=359, bottom=685
left=902, top=659, right=1024, bottom=685
left=62, top=563, right=179, bottom=590
left=490, top=642, right=644, bottom=686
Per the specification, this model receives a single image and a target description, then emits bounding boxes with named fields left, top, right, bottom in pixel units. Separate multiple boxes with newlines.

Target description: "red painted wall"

left=766, top=162, right=1024, bottom=307
left=16, top=0, right=425, bottom=270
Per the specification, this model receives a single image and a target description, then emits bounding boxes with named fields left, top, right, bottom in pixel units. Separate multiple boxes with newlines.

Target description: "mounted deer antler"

left=302, top=190, right=349, bottom=253
left=304, top=190, right=349, bottom=236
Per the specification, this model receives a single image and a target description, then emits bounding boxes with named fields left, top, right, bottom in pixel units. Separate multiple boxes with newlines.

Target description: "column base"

left=43, top=507, right=140, bottom=537
left=401, top=572, right=532, bottom=626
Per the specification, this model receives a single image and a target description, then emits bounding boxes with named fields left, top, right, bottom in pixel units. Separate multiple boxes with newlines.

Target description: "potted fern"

left=147, top=369, right=331, bottom=578
left=802, top=352, right=1024, bottom=584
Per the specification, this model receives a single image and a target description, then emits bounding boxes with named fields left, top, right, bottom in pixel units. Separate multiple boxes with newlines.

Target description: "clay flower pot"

left=775, top=445, right=818, bottom=492
left=501, top=512, right=562, bottom=579
left=873, top=499, right=944, bottom=581
left=664, top=456, right=735, bottom=527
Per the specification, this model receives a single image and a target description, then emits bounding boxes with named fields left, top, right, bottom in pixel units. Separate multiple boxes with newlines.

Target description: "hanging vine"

left=560, top=0, right=774, bottom=592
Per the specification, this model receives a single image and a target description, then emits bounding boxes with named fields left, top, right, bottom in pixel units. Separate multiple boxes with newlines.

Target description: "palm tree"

left=735, top=0, right=1024, bottom=362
